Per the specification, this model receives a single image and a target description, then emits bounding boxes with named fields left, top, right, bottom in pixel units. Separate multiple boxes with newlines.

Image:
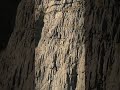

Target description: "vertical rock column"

left=35, top=0, right=85, bottom=90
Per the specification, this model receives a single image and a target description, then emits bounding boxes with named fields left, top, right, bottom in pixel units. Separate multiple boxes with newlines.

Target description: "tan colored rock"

left=0, top=0, right=119, bottom=90
left=35, top=0, right=120, bottom=90
left=35, top=0, right=85, bottom=90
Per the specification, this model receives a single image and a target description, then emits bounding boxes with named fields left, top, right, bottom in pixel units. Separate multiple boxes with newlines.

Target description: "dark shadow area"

left=84, top=0, right=120, bottom=90
left=0, top=0, right=21, bottom=51
left=0, top=1, right=35, bottom=90
left=35, top=10, right=44, bottom=47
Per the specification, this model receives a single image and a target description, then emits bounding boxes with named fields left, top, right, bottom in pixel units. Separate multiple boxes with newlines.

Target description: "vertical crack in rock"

left=35, top=10, right=44, bottom=47
left=71, top=64, right=77, bottom=90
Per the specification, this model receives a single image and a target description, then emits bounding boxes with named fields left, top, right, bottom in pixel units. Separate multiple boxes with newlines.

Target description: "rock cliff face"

left=35, top=0, right=85, bottom=90
left=35, top=0, right=120, bottom=90
left=85, top=0, right=120, bottom=90
left=0, top=0, right=35, bottom=90
left=0, top=0, right=21, bottom=51
left=0, top=0, right=120, bottom=90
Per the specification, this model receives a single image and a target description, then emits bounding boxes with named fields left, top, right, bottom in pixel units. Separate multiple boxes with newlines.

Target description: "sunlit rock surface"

left=35, top=0, right=120, bottom=90
left=35, top=0, right=85, bottom=90
left=0, top=0, right=119, bottom=90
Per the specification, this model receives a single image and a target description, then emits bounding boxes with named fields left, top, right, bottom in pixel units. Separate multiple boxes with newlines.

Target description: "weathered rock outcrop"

left=0, top=0, right=119, bottom=90
left=35, top=0, right=85, bottom=90
left=0, top=0, right=35, bottom=90
left=35, top=0, right=120, bottom=90
left=85, top=0, right=120, bottom=90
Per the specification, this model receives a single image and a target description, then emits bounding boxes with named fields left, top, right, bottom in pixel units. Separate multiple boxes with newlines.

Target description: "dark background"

left=0, top=0, right=21, bottom=51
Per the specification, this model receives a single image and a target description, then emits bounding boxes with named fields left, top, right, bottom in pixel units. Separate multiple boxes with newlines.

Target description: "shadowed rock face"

left=85, top=0, right=120, bottom=90
left=0, top=0, right=21, bottom=51
left=0, top=0, right=119, bottom=90
left=0, top=0, right=35, bottom=90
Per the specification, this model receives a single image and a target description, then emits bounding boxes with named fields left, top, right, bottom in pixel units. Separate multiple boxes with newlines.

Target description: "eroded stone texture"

left=0, top=0, right=119, bottom=90
left=0, top=0, right=35, bottom=90
left=35, top=0, right=85, bottom=90
left=85, top=0, right=120, bottom=90
left=35, top=0, right=120, bottom=90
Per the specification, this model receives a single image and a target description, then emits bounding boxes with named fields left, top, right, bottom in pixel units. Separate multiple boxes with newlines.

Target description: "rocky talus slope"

left=35, top=0, right=120, bottom=90
left=0, top=0, right=35, bottom=90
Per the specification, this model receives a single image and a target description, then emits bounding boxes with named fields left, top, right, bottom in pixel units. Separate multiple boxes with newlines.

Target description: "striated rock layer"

left=35, top=0, right=120, bottom=90
left=85, top=0, right=120, bottom=90
left=35, top=0, right=85, bottom=90
left=0, top=0, right=35, bottom=90
left=0, top=0, right=119, bottom=90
